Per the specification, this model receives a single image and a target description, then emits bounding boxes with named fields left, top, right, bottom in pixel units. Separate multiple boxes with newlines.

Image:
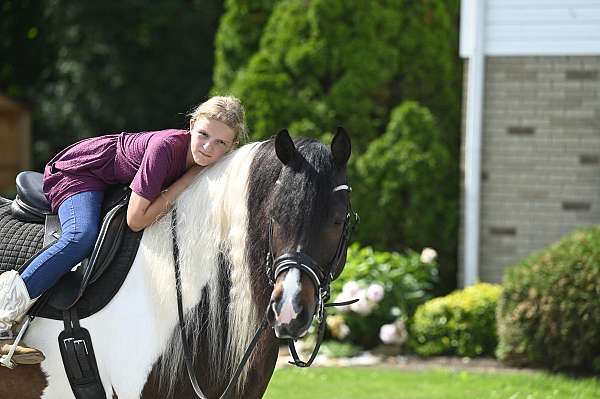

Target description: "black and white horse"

left=1, top=128, right=353, bottom=398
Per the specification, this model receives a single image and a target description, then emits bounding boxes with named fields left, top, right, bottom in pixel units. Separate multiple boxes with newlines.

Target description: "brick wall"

left=463, top=56, right=600, bottom=283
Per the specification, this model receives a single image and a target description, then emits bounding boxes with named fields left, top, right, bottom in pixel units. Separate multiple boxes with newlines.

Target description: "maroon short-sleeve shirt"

left=43, top=129, right=190, bottom=212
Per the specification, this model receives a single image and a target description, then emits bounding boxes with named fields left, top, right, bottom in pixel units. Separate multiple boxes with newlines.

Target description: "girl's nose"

left=203, top=141, right=213, bottom=153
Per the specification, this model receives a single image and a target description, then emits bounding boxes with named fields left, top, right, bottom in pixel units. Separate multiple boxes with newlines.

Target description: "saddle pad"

left=0, top=197, right=143, bottom=320
left=0, top=198, right=44, bottom=272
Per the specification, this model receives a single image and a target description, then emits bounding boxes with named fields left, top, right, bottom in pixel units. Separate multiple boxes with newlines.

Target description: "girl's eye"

left=217, top=141, right=226, bottom=146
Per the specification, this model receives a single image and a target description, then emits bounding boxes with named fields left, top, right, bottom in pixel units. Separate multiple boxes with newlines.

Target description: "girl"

left=0, top=96, right=246, bottom=367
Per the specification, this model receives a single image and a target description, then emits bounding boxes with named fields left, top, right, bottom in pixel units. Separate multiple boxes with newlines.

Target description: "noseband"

left=171, top=184, right=359, bottom=399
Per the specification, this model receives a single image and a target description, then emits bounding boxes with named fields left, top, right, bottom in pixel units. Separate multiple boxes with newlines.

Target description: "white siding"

left=461, top=0, right=600, bottom=57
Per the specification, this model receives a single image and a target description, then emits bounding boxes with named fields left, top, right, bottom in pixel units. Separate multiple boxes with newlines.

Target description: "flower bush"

left=327, top=243, right=438, bottom=348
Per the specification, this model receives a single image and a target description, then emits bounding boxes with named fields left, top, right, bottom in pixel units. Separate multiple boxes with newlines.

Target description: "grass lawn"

left=263, top=367, right=600, bottom=399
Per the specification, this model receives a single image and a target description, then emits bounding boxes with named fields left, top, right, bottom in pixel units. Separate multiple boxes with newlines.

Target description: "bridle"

left=171, top=183, right=359, bottom=399
left=265, top=183, right=359, bottom=367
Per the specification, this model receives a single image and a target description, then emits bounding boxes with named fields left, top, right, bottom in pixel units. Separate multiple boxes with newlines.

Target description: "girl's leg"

left=0, top=191, right=103, bottom=365
left=21, top=190, right=105, bottom=298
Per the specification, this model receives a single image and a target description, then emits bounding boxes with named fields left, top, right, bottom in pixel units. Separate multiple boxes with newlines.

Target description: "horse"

left=0, top=127, right=354, bottom=399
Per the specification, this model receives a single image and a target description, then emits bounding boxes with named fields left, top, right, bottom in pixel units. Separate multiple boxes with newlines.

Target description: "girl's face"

left=188, top=117, right=236, bottom=167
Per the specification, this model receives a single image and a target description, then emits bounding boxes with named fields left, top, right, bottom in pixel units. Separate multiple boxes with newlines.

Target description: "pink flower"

left=350, top=289, right=375, bottom=315
left=420, top=247, right=437, bottom=263
left=379, top=319, right=408, bottom=345
left=366, top=283, right=384, bottom=303
left=342, top=281, right=360, bottom=296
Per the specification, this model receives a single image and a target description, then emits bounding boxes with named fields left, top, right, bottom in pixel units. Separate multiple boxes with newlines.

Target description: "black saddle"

left=0, top=171, right=142, bottom=320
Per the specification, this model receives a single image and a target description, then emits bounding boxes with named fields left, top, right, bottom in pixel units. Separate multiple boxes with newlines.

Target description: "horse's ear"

left=331, top=126, right=351, bottom=167
left=275, top=129, right=297, bottom=165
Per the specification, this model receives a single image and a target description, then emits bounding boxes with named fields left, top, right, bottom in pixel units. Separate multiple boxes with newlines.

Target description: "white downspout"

left=464, top=0, right=486, bottom=286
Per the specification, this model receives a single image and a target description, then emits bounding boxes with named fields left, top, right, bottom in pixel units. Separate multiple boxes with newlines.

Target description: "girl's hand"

left=126, top=165, right=204, bottom=231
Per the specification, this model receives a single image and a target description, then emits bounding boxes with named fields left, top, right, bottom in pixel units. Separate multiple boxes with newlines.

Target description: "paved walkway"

left=276, top=347, right=533, bottom=374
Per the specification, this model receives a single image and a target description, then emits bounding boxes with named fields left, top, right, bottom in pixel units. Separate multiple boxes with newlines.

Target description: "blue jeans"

left=21, top=191, right=104, bottom=298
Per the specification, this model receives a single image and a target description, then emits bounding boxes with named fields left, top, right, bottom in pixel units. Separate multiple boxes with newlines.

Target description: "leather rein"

left=170, top=183, right=359, bottom=399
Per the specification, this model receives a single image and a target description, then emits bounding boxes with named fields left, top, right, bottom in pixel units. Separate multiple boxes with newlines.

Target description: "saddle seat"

left=10, top=171, right=132, bottom=311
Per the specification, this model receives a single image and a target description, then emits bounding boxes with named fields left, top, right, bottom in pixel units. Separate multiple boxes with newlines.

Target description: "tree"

left=354, top=101, right=455, bottom=267
left=212, top=0, right=276, bottom=95
left=216, top=0, right=461, bottom=151
left=215, top=0, right=461, bottom=290
left=4, top=1, right=223, bottom=168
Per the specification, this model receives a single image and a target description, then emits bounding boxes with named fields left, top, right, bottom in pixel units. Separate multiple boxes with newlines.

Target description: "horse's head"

left=265, top=127, right=355, bottom=340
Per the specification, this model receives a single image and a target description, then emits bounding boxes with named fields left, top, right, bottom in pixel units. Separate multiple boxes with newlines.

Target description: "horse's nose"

left=267, top=299, right=277, bottom=326
left=269, top=299, right=312, bottom=339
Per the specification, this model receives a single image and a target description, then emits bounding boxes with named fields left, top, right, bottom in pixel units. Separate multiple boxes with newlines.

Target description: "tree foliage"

left=215, top=1, right=461, bottom=290
left=0, top=0, right=54, bottom=101
left=216, top=0, right=461, bottom=149
left=353, top=101, right=455, bottom=258
left=212, top=0, right=275, bottom=95
left=3, top=1, right=222, bottom=168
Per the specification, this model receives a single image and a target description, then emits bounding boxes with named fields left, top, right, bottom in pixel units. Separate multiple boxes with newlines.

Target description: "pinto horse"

left=0, top=128, right=354, bottom=399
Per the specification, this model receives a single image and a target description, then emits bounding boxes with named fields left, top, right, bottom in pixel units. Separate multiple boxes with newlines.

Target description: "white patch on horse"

left=277, top=269, right=301, bottom=325
left=25, top=142, right=263, bottom=398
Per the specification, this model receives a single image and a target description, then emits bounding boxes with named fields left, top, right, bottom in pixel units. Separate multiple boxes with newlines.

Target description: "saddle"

left=0, top=171, right=142, bottom=318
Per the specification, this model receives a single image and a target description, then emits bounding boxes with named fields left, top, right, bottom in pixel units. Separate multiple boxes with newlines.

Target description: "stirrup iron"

left=0, top=316, right=33, bottom=369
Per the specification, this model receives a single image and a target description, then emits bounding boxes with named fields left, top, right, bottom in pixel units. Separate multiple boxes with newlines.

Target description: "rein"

left=170, top=183, right=358, bottom=398
left=171, top=207, right=269, bottom=399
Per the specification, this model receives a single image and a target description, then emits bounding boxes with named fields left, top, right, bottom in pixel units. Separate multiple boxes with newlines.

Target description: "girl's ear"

left=189, top=118, right=196, bottom=131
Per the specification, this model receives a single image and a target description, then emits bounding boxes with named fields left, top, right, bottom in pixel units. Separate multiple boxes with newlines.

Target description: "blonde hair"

left=189, top=96, right=248, bottom=144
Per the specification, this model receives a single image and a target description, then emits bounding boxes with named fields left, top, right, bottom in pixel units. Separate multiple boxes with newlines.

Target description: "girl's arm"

left=126, top=165, right=203, bottom=232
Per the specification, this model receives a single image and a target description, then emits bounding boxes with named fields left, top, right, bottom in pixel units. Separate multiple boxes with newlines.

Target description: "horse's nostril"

left=267, top=301, right=277, bottom=325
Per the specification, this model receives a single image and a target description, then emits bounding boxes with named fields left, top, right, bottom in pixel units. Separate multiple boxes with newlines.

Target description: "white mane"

left=138, top=142, right=263, bottom=394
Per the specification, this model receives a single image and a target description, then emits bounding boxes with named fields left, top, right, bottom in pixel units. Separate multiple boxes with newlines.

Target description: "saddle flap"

left=47, top=192, right=130, bottom=311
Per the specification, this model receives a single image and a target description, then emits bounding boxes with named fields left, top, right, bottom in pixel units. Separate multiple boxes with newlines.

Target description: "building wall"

left=0, top=96, right=31, bottom=194
left=461, top=1, right=600, bottom=57
left=475, top=55, right=600, bottom=282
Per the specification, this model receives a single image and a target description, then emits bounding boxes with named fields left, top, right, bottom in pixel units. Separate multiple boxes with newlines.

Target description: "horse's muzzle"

left=267, top=298, right=314, bottom=340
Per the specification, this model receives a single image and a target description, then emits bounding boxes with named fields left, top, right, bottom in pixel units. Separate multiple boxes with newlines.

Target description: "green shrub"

left=352, top=101, right=455, bottom=282
left=496, top=226, right=600, bottom=372
left=211, top=0, right=276, bottom=95
left=215, top=0, right=462, bottom=292
left=218, top=0, right=461, bottom=151
left=319, top=341, right=362, bottom=359
left=410, top=283, right=502, bottom=357
left=327, top=243, right=438, bottom=348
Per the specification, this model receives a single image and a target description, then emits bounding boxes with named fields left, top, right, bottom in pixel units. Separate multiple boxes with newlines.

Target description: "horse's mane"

left=138, top=136, right=337, bottom=396
left=138, top=142, right=262, bottom=395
